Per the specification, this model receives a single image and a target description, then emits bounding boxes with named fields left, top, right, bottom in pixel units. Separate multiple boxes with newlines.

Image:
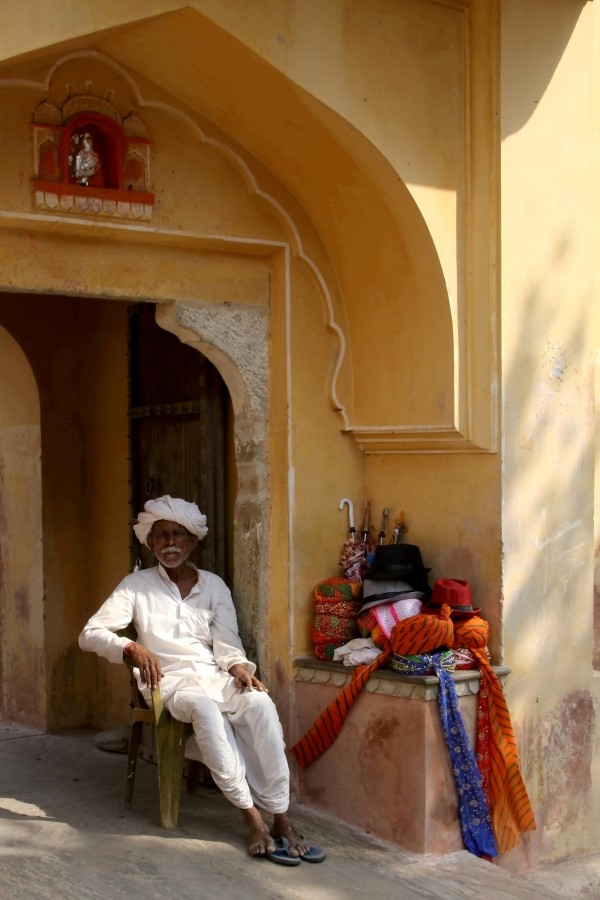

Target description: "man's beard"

left=157, top=547, right=187, bottom=568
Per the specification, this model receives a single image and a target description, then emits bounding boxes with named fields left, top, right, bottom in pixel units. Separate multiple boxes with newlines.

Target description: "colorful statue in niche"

left=68, top=132, right=101, bottom=186
left=33, top=89, right=154, bottom=217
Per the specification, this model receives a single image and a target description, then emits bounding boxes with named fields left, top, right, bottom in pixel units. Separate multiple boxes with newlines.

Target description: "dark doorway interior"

left=128, top=303, right=231, bottom=578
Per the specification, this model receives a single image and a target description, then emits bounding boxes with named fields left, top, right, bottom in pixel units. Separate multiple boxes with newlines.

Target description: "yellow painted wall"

left=500, top=0, right=598, bottom=868
left=0, top=297, right=130, bottom=728
left=0, top=326, right=44, bottom=726
left=0, top=46, right=365, bottom=725
left=365, top=454, right=502, bottom=657
left=0, top=0, right=597, bottom=868
left=80, top=300, right=131, bottom=727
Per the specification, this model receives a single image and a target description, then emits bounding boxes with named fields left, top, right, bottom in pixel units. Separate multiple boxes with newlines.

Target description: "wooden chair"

left=121, top=631, right=206, bottom=829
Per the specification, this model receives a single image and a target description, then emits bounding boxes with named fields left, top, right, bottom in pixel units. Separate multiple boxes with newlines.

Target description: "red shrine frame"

left=34, top=109, right=154, bottom=208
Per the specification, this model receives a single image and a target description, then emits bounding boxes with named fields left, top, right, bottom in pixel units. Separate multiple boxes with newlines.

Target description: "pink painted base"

left=292, top=681, right=478, bottom=854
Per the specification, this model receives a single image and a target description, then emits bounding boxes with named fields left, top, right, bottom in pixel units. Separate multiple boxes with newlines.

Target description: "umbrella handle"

left=338, top=497, right=355, bottom=532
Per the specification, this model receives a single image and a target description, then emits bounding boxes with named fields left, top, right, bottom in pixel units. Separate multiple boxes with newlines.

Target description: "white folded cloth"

left=333, top=638, right=382, bottom=667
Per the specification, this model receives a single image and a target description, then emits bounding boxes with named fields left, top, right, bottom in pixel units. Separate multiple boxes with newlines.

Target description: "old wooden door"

left=128, top=303, right=231, bottom=577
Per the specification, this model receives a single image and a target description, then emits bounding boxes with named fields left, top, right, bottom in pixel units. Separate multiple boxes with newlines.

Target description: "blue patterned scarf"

left=391, top=651, right=498, bottom=859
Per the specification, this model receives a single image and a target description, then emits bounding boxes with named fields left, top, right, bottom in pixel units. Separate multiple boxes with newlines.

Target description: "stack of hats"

left=357, top=543, right=431, bottom=648
left=365, top=543, right=431, bottom=596
left=363, top=543, right=431, bottom=605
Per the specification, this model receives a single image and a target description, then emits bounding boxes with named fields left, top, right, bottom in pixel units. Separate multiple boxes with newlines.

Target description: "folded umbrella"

left=338, top=498, right=374, bottom=580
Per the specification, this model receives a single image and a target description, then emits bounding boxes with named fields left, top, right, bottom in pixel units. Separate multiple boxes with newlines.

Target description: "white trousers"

left=167, top=687, right=290, bottom=813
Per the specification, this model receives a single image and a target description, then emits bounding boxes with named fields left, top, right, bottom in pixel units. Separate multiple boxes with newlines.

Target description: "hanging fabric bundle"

left=452, top=616, right=536, bottom=853
left=390, top=650, right=498, bottom=859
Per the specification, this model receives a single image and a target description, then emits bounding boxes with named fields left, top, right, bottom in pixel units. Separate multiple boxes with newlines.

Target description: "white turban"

left=133, top=495, right=208, bottom=547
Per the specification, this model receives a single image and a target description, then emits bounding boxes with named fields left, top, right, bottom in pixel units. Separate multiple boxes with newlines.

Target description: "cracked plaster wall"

left=158, top=300, right=271, bottom=666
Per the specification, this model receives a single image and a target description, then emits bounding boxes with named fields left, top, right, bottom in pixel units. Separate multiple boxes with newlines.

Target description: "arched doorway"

left=0, top=294, right=238, bottom=731
left=127, top=302, right=234, bottom=581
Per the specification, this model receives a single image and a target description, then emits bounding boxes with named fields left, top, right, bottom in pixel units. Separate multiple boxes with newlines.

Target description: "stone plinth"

left=292, top=660, right=509, bottom=855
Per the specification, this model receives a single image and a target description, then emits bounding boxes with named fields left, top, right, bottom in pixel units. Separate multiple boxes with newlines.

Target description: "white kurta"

left=79, top=564, right=290, bottom=812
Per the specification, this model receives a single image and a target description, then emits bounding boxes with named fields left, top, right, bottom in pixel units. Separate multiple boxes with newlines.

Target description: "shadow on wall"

left=501, top=1, right=587, bottom=140
left=501, top=228, right=597, bottom=859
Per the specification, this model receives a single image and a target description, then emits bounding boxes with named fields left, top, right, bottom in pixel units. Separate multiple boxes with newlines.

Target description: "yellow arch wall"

left=0, top=326, right=45, bottom=726
left=0, top=0, right=597, bottom=868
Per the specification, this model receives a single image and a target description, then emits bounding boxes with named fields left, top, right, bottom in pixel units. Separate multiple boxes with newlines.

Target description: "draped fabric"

left=290, top=607, right=454, bottom=768
left=434, top=661, right=498, bottom=858
left=452, top=617, right=536, bottom=853
left=452, top=616, right=489, bottom=653
left=476, top=675, right=492, bottom=805
left=356, top=607, right=388, bottom=649
left=290, top=648, right=391, bottom=768
left=390, top=649, right=454, bottom=675
left=293, top=605, right=534, bottom=856
left=386, top=650, right=497, bottom=858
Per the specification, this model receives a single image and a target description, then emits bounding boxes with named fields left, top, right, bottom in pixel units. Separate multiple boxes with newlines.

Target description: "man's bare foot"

left=242, top=806, right=276, bottom=856
left=272, top=811, right=309, bottom=858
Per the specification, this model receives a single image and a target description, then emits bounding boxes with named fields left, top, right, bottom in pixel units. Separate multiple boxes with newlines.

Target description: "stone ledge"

left=294, top=657, right=510, bottom=701
left=34, top=189, right=153, bottom=220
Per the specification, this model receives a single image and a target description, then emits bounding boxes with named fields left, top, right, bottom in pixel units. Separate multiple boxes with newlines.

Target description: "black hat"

left=368, top=544, right=431, bottom=579
left=365, top=544, right=431, bottom=599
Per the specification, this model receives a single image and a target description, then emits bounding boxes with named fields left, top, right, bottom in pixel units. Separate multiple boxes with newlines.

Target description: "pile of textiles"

left=310, top=577, right=362, bottom=660
left=292, top=577, right=536, bottom=858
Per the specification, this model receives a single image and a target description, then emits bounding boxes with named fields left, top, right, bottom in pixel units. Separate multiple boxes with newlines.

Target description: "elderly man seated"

left=79, top=495, right=325, bottom=865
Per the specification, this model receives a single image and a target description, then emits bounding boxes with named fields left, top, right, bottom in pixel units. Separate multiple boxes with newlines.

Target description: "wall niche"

left=32, top=87, right=154, bottom=220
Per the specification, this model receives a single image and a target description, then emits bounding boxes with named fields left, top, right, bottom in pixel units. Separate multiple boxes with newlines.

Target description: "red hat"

left=425, top=579, right=480, bottom=618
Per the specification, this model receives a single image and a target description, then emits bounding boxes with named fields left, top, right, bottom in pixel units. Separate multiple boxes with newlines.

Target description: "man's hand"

left=228, top=663, right=268, bottom=693
left=126, top=643, right=163, bottom=691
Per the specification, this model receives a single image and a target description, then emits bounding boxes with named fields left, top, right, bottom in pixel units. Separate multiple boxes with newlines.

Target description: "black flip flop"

left=298, top=835, right=327, bottom=863
left=300, top=842, right=327, bottom=863
left=269, top=835, right=327, bottom=864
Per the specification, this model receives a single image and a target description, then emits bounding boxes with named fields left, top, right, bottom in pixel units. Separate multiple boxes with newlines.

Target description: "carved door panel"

left=128, top=303, right=229, bottom=577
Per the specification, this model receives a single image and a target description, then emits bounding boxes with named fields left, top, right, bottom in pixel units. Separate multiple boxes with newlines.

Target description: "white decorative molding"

left=346, top=424, right=496, bottom=455
left=295, top=658, right=510, bottom=701
left=33, top=190, right=153, bottom=220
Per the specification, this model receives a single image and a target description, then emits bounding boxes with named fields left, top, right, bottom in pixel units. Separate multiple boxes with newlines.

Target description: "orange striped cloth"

left=290, top=606, right=454, bottom=768
left=453, top=617, right=536, bottom=853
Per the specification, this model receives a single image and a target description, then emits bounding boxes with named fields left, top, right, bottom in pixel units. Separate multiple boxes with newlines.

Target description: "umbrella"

left=390, top=509, right=408, bottom=543
left=338, top=498, right=375, bottom=580
left=378, top=506, right=389, bottom=544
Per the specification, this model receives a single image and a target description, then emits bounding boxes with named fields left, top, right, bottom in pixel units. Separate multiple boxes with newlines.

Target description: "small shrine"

left=32, top=85, right=154, bottom=220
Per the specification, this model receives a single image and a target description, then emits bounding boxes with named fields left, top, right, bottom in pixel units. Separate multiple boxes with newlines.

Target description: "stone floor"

left=1, top=724, right=599, bottom=900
